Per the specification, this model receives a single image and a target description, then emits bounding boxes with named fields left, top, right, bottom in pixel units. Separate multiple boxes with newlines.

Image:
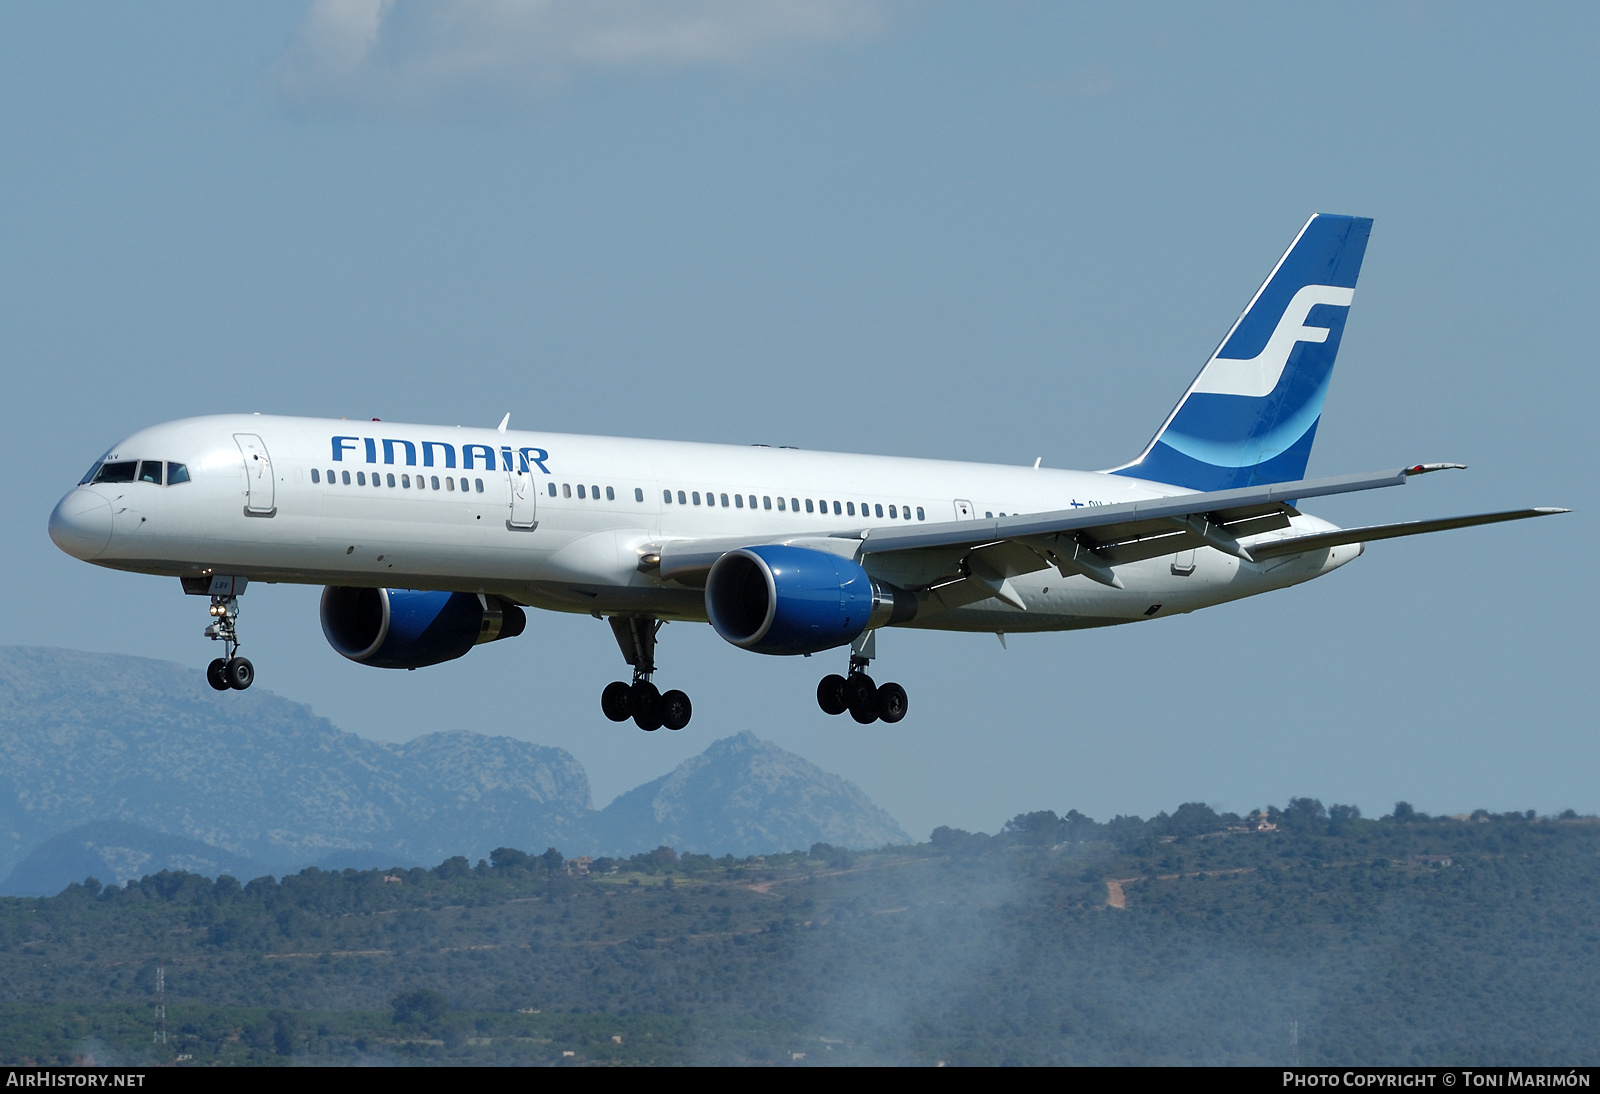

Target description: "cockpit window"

left=79, top=458, right=107, bottom=485
left=93, top=461, right=137, bottom=484
left=138, top=461, right=163, bottom=485
left=167, top=462, right=189, bottom=485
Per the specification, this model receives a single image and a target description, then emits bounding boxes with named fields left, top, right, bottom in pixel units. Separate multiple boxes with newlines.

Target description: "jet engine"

left=704, top=545, right=915, bottom=656
left=319, top=587, right=526, bottom=669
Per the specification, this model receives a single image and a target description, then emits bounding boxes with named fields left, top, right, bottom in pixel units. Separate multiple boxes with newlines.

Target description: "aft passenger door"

left=234, top=434, right=275, bottom=515
left=507, top=463, right=538, bottom=530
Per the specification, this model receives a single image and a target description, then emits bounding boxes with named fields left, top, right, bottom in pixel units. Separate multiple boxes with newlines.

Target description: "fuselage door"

left=953, top=499, right=975, bottom=520
left=507, top=461, right=538, bottom=530
left=233, top=433, right=275, bottom=515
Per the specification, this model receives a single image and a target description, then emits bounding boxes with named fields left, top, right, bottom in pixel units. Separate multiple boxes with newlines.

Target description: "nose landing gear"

left=202, top=592, right=253, bottom=691
left=601, top=616, right=692, bottom=731
left=816, top=631, right=907, bottom=724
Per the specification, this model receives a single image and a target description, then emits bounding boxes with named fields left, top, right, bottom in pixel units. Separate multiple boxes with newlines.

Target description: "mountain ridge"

left=0, top=646, right=906, bottom=894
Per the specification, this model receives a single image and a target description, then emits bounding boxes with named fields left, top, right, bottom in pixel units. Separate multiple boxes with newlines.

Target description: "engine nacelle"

left=705, top=545, right=915, bottom=656
left=320, top=587, right=526, bottom=669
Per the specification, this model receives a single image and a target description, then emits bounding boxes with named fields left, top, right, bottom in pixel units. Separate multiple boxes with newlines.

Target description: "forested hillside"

left=1, top=800, right=1595, bottom=1066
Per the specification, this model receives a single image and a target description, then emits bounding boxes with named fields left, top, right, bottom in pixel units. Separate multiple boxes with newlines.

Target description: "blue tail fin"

left=1111, top=214, right=1372, bottom=492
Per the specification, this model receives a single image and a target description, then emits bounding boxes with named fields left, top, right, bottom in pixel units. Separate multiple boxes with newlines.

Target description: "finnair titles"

left=49, top=215, right=1565, bottom=731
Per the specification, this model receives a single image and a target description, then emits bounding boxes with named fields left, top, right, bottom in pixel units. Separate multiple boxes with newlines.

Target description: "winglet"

left=1405, top=463, right=1466, bottom=476
left=497, top=413, right=510, bottom=434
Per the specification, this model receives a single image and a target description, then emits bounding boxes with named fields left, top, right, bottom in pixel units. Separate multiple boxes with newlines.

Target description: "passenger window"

left=763, top=496, right=772, bottom=510
left=401, top=474, right=410, bottom=488
left=607, top=486, right=616, bottom=501
left=805, top=499, right=814, bottom=513
left=986, top=511, right=993, bottom=519
left=874, top=503, right=883, bottom=517
left=846, top=502, right=855, bottom=516
left=474, top=479, right=483, bottom=493
left=446, top=477, right=455, bottom=491
left=548, top=482, right=556, bottom=496
left=917, top=506, right=925, bottom=520
left=137, top=461, right=162, bottom=484
left=663, top=489, right=672, bottom=503
left=903, top=504, right=911, bottom=520
left=387, top=473, right=396, bottom=488
left=374, top=474, right=382, bottom=488
left=342, top=471, right=351, bottom=485
left=692, top=492, right=701, bottom=505
left=593, top=485, right=601, bottom=499
left=168, top=463, right=190, bottom=485
left=832, top=501, right=842, bottom=515
left=635, top=488, right=643, bottom=502
left=777, top=497, right=785, bottom=511
left=563, top=484, right=571, bottom=498
left=790, top=498, right=799, bottom=512
left=678, top=491, right=687, bottom=504
left=717, top=493, right=727, bottom=507
left=577, top=484, right=586, bottom=499
left=357, top=472, right=366, bottom=486
left=434, top=476, right=443, bottom=491
left=735, top=494, right=744, bottom=509
left=93, top=461, right=137, bottom=484
left=311, top=469, right=320, bottom=484
left=888, top=504, right=896, bottom=518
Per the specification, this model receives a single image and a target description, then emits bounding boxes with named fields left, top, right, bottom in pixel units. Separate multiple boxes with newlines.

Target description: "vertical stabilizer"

left=1111, top=214, right=1372, bottom=491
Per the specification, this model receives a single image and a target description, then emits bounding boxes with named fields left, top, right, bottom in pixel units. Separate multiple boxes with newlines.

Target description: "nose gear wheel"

left=202, top=592, right=254, bottom=691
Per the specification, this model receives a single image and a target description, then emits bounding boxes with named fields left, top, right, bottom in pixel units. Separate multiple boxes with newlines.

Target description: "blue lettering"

left=364, top=438, right=377, bottom=464
left=462, top=444, right=496, bottom=471
left=383, top=439, right=417, bottom=466
left=500, top=446, right=514, bottom=472
left=518, top=447, right=551, bottom=474
left=422, top=442, right=456, bottom=469
left=332, top=436, right=360, bottom=462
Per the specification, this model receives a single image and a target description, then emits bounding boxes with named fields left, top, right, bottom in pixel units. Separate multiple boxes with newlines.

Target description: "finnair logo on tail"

left=1190, top=284, right=1355, bottom=398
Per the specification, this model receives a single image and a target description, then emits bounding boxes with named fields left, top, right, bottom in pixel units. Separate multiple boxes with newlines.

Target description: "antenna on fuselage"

left=497, top=413, right=510, bottom=433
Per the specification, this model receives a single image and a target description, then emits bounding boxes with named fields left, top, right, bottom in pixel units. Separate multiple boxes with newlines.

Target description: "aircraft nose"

left=49, top=489, right=113, bottom=560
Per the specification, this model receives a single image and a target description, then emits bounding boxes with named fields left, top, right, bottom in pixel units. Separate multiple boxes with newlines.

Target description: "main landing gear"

left=203, top=592, right=253, bottom=691
left=601, top=616, right=691, bottom=732
left=817, top=631, right=907, bottom=724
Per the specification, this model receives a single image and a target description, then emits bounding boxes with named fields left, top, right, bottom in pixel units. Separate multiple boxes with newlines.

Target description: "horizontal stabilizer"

left=1249, top=508, right=1569, bottom=560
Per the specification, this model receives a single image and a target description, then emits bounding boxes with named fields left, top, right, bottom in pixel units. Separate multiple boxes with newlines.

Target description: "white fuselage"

left=49, top=414, right=1359, bottom=637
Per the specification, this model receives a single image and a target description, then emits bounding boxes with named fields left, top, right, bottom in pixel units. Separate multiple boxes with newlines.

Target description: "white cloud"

left=275, top=0, right=889, bottom=108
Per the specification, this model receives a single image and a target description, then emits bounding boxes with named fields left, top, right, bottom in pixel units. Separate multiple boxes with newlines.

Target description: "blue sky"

left=2, top=2, right=1595, bottom=840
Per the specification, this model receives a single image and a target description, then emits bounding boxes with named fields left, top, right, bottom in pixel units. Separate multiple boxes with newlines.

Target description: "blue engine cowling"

left=704, top=545, right=915, bottom=656
left=320, top=587, right=527, bottom=669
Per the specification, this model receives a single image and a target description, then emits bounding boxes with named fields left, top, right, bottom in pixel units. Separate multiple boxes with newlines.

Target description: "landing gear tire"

left=875, top=682, right=908, bottom=724
left=817, top=674, right=848, bottom=716
left=630, top=681, right=662, bottom=731
left=207, top=658, right=230, bottom=691
left=660, top=690, right=692, bottom=731
left=225, top=657, right=254, bottom=691
left=846, top=672, right=878, bottom=724
left=601, top=681, right=632, bottom=722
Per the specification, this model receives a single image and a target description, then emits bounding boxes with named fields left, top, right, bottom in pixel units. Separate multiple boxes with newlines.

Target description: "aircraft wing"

left=654, top=463, right=1562, bottom=598
left=852, top=464, right=1465, bottom=593
left=1245, top=507, right=1568, bottom=560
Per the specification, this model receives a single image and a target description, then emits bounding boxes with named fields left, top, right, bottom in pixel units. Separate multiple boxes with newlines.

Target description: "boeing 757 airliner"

left=48, top=215, right=1565, bottom=730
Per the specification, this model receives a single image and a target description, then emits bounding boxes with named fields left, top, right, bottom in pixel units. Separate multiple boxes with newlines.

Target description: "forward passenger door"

left=234, top=434, right=275, bottom=515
